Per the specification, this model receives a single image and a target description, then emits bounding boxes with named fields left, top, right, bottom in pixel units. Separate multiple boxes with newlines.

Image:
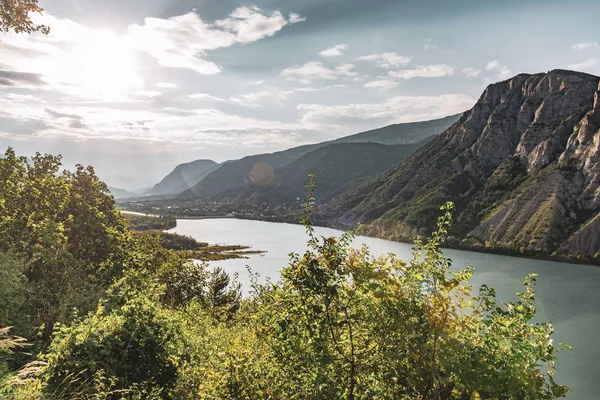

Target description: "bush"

left=40, top=272, right=186, bottom=399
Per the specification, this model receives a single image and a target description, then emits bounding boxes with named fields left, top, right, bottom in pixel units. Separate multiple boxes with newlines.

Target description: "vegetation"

left=0, top=151, right=569, bottom=399
left=124, top=214, right=177, bottom=231
left=0, top=0, right=49, bottom=34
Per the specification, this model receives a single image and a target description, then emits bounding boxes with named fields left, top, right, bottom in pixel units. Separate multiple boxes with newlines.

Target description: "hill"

left=179, top=114, right=460, bottom=200
left=209, top=139, right=435, bottom=204
left=326, top=69, right=600, bottom=261
left=107, top=186, right=136, bottom=199
left=146, top=159, right=217, bottom=196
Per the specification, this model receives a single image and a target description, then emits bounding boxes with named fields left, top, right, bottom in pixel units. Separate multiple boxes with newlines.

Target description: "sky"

left=1, top=0, right=599, bottom=188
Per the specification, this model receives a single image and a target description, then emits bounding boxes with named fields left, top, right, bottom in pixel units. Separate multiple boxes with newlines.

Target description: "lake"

left=171, top=218, right=600, bottom=399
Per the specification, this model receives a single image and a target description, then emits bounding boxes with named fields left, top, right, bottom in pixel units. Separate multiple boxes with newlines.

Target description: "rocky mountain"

left=146, top=159, right=217, bottom=196
left=179, top=114, right=460, bottom=200
left=327, top=70, right=600, bottom=261
left=202, top=138, right=434, bottom=204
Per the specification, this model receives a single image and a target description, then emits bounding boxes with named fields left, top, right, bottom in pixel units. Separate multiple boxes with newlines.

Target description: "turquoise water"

left=171, top=218, right=600, bottom=399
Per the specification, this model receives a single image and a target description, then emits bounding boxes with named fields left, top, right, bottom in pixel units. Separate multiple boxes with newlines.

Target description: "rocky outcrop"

left=328, top=70, right=600, bottom=260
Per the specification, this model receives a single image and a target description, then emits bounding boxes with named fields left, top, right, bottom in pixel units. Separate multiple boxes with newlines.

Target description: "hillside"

left=147, top=159, right=217, bottom=196
left=208, top=139, right=435, bottom=204
left=327, top=69, right=600, bottom=260
left=179, top=114, right=460, bottom=200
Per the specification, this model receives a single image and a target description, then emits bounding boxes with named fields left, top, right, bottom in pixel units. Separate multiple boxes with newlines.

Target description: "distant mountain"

left=104, top=175, right=154, bottom=193
left=326, top=70, right=600, bottom=260
left=207, top=139, right=435, bottom=204
left=146, top=159, right=217, bottom=196
left=179, top=114, right=460, bottom=200
left=107, top=186, right=136, bottom=199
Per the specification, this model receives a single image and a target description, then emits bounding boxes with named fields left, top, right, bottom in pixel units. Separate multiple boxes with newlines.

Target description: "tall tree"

left=0, top=0, right=49, bottom=34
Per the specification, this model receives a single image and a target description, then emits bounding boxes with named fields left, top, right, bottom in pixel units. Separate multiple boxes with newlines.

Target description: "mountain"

left=103, top=175, right=155, bottom=193
left=107, top=186, right=136, bottom=199
left=179, top=114, right=460, bottom=200
left=146, top=159, right=217, bottom=196
left=203, top=138, right=435, bottom=204
left=327, top=69, right=600, bottom=260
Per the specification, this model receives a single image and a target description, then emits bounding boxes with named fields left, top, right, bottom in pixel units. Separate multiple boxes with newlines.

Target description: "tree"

left=0, top=0, right=49, bottom=34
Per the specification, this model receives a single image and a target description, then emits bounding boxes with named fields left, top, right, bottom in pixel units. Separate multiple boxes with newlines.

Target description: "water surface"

left=171, top=218, right=600, bottom=399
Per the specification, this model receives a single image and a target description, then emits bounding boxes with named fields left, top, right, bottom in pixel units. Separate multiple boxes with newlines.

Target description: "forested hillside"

left=178, top=115, right=460, bottom=200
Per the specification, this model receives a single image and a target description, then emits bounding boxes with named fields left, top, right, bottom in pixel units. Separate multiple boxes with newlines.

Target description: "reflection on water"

left=171, top=218, right=600, bottom=399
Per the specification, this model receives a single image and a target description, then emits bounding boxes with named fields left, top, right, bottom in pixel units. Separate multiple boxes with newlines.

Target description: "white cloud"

left=485, top=60, right=512, bottom=79
left=364, top=79, right=398, bottom=90
left=356, top=52, right=411, bottom=69
left=188, top=93, right=227, bottom=101
left=298, top=94, right=475, bottom=127
left=136, top=90, right=162, bottom=98
left=156, top=82, right=177, bottom=89
left=230, top=90, right=289, bottom=107
left=128, top=7, right=304, bottom=75
left=572, top=42, right=600, bottom=52
left=424, top=39, right=438, bottom=50
left=289, top=13, right=306, bottom=24
left=389, top=64, right=454, bottom=79
left=461, top=67, right=482, bottom=77
left=568, top=58, right=597, bottom=71
left=248, top=80, right=265, bottom=85
left=319, top=44, right=347, bottom=57
left=281, top=61, right=356, bottom=83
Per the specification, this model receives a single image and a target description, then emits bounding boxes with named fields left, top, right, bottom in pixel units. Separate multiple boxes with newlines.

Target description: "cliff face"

left=329, top=70, right=600, bottom=260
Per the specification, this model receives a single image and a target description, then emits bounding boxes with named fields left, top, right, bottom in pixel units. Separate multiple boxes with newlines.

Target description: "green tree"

left=0, top=0, right=49, bottom=34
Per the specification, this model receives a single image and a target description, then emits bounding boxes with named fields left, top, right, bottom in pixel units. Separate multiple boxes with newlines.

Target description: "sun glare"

left=62, top=31, right=142, bottom=99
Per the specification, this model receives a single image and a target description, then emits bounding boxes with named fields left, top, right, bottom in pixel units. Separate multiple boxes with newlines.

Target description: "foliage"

left=0, top=0, right=49, bottom=34
left=39, top=272, right=186, bottom=399
left=0, top=148, right=131, bottom=340
left=124, top=214, right=177, bottom=232
left=141, top=230, right=207, bottom=251
left=0, top=154, right=568, bottom=400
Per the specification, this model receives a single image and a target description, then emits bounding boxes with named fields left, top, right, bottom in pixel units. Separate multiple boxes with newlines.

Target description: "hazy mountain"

left=146, top=159, right=218, bottom=196
left=179, top=114, right=460, bottom=200
left=326, top=70, right=600, bottom=260
left=207, top=138, right=435, bottom=204
left=107, top=186, right=136, bottom=199
left=103, top=175, right=155, bottom=192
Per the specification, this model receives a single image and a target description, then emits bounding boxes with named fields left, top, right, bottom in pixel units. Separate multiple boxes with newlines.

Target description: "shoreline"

left=129, top=211, right=600, bottom=267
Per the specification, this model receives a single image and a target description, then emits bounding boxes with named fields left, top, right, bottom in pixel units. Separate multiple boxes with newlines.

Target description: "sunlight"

left=61, top=31, right=143, bottom=99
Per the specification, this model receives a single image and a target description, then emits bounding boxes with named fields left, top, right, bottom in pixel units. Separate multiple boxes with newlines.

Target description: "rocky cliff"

left=328, top=70, right=600, bottom=261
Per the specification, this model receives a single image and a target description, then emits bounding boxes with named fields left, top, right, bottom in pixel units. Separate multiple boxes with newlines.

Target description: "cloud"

left=568, top=58, right=597, bottom=71
left=289, top=13, right=306, bottom=24
left=364, top=79, right=399, bottom=90
left=356, top=52, right=411, bottom=69
left=572, top=42, right=600, bottom=51
left=230, top=90, right=289, bottom=107
left=156, top=82, right=177, bottom=89
left=485, top=60, right=512, bottom=79
left=281, top=61, right=356, bottom=83
left=298, top=94, right=475, bottom=127
left=424, top=39, right=438, bottom=51
left=187, top=93, right=227, bottom=101
left=0, top=69, right=47, bottom=87
left=389, top=64, right=454, bottom=79
left=45, top=109, right=82, bottom=119
left=461, top=67, right=482, bottom=77
left=128, top=7, right=305, bottom=75
left=248, top=80, right=265, bottom=85
left=319, top=44, right=347, bottom=57
left=45, top=108, right=88, bottom=130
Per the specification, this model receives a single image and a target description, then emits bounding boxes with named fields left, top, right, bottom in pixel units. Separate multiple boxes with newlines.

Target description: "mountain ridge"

left=179, top=114, right=461, bottom=200
left=323, top=69, right=600, bottom=261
